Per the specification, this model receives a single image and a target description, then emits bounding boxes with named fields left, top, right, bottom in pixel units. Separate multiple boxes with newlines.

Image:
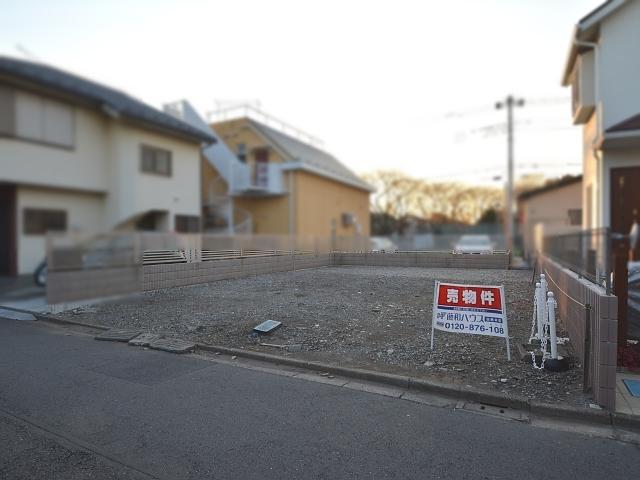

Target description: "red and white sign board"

left=431, top=281, right=511, bottom=360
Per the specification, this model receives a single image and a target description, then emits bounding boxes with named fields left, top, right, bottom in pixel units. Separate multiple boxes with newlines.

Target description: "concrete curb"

left=612, top=412, right=640, bottom=431
left=198, top=343, right=530, bottom=410
left=195, top=343, right=637, bottom=431
left=529, top=401, right=611, bottom=425
left=3, top=306, right=111, bottom=331
left=19, top=311, right=640, bottom=433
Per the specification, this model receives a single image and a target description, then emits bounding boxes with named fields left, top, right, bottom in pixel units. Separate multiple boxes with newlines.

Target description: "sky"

left=0, top=0, right=602, bottom=185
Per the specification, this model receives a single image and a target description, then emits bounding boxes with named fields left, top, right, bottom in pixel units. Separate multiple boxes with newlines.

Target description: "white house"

left=562, top=0, right=640, bottom=249
left=0, top=56, right=216, bottom=276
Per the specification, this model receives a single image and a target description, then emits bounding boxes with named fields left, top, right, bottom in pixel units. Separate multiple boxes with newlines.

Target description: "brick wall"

left=539, top=255, right=618, bottom=410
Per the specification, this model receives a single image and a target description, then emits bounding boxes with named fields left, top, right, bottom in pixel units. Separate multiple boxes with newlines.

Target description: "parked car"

left=453, top=235, right=494, bottom=254
left=370, top=236, right=398, bottom=253
left=33, top=260, right=47, bottom=287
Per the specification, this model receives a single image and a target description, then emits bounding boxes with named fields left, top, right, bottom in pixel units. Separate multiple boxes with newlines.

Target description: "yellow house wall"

left=235, top=191, right=291, bottom=235
left=207, top=118, right=370, bottom=238
left=294, top=170, right=370, bottom=237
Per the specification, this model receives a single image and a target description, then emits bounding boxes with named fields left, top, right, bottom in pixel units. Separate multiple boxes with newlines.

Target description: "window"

left=14, top=91, right=74, bottom=148
left=237, top=143, right=247, bottom=163
left=568, top=208, right=582, bottom=226
left=23, top=208, right=67, bottom=235
left=141, top=145, right=172, bottom=176
left=175, top=215, right=200, bottom=233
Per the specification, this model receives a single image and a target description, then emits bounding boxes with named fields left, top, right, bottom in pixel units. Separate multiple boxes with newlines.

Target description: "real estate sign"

left=430, top=281, right=511, bottom=360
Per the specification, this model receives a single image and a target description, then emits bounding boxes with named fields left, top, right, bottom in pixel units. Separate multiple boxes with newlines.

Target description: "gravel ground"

left=62, top=266, right=589, bottom=407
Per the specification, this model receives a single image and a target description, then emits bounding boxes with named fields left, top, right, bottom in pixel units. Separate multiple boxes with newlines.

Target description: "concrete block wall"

left=142, top=254, right=331, bottom=291
left=539, top=255, right=618, bottom=410
left=334, top=252, right=510, bottom=269
left=141, top=252, right=509, bottom=292
left=47, top=266, right=142, bottom=304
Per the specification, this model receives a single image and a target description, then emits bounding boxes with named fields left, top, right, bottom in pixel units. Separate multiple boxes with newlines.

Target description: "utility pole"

left=495, top=95, right=525, bottom=255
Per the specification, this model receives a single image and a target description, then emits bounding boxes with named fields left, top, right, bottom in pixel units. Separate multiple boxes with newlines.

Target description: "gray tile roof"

left=607, top=113, right=640, bottom=133
left=248, top=119, right=373, bottom=192
left=0, top=56, right=216, bottom=144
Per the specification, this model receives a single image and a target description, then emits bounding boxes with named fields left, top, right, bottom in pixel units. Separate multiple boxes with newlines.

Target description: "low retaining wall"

left=539, top=255, right=618, bottom=410
left=47, top=266, right=142, bottom=304
left=47, top=252, right=509, bottom=304
left=334, top=252, right=510, bottom=269
left=143, top=253, right=331, bottom=291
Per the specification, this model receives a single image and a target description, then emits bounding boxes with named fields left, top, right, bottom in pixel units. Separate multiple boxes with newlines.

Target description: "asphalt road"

left=1, top=318, right=639, bottom=480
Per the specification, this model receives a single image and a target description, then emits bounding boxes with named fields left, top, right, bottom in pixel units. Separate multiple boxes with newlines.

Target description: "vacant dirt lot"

left=62, top=266, right=588, bottom=407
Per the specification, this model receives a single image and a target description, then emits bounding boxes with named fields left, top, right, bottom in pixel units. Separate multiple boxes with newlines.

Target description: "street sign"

left=430, top=281, right=511, bottom=360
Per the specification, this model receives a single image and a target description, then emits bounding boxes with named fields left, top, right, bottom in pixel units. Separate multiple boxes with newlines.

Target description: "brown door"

left=611, top=167, right=640, bottom=343
left=611, top=167, right=640, bottom=257
left=0, top=184, right=17, bottom=276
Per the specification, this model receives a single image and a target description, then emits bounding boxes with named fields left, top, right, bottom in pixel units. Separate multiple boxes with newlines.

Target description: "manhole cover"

left=129, top=333, right=161, bottom=347
left=149, top=338, right=195, bottom=354
left=95, top=329, right=141, bottom=342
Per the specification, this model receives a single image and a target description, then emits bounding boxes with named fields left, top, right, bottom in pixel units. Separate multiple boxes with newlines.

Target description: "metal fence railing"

left=542, top=228, right=611, bottom=293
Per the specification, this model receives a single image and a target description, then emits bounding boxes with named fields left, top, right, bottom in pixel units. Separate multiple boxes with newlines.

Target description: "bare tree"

left=363, top=170, right=504, bottom=225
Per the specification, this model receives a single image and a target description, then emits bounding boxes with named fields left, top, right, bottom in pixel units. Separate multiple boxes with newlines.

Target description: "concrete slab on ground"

left=95, top=329, right=141, bottom=342
left=0, top=307, right=36, bottom=321
left=128, top=333, right=161, bottom=347
left=617, top=373, right=640, bottom=416
left=148, top=337, right=195, bottom=354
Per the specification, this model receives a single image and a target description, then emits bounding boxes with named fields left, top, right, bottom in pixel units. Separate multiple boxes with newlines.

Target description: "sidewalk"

left=0, top=275, right=48, bottom=312
left=617, top=372, right=640, bottom=415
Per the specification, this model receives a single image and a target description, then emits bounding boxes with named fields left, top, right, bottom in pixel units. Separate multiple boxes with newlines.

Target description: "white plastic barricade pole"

left=547, top=291, right=558, bottom=360
left=539, top=274, right=547, bottom=340
left=536, top=281, right=545, bottom=342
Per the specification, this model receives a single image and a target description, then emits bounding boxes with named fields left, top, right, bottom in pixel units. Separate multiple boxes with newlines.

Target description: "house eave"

left=561, top=0, right=628, bottom=86
left=597, top=130, right=640, bottom=149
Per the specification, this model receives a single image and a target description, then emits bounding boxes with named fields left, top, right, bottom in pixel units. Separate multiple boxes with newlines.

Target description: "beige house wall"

left=16, top=186, right=105, bottom=273
left=1, top=84, right=204, bottom=274
left=105, top=122, right=202, bottom=230
left=0, top=102, right=110, bottom=193
left=520, top=181, right=582, bottom=259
